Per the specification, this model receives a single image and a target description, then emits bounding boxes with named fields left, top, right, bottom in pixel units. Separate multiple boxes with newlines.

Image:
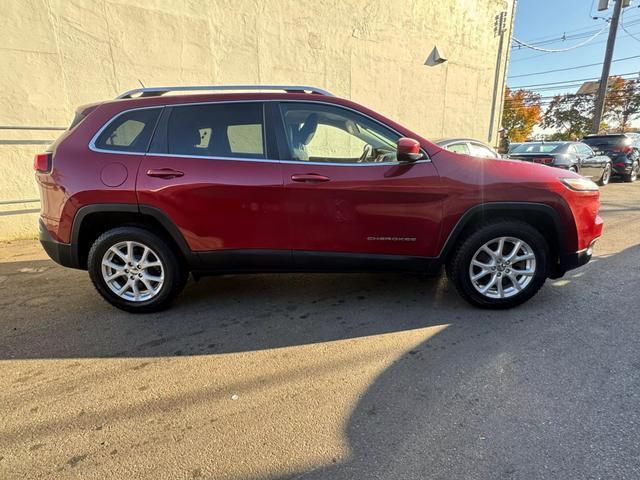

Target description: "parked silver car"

left=435, top=138, right=501, bottom=159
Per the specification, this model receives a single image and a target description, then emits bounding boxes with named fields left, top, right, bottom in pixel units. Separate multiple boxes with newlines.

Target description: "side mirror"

left=397, top=137, right=424, bottom=162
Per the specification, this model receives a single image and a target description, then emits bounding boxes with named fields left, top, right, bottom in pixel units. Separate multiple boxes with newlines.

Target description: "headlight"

left=560, top=177, right=599, bottom=192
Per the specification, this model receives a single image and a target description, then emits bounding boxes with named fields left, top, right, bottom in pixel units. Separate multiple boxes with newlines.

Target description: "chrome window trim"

left=89, top=105, right=163, bottom=156
left=88, top=99, right=431, bottom=165
left=143, top=151, right=430, bottom=167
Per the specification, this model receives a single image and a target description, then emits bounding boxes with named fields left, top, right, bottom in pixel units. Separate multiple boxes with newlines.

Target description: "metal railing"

left=0, top=125, right=65, bottom=145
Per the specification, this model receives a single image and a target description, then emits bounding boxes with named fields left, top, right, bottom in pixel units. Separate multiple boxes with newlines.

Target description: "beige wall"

left=0, top=0, right=514, bottom=240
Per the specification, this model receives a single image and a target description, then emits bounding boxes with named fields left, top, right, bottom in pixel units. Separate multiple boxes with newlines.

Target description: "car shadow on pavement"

left=1, top=254, right=469, bottom=360
left=1, top=245, right=639, bottom=479
left=269, top=243, right=640, bottom=480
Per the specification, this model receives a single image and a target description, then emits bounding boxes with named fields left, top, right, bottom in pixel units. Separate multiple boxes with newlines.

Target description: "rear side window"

left=446, top=143, right=470, bottom=154
left=576, top=143, right=594, bottom=156
left=167, top=103, right=265, bottom=159
left=94, top=108, right=161, bottom=152
left=469, top=143, right=498, bottom=158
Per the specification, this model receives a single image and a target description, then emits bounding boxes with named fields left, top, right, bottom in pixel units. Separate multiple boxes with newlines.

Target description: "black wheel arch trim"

left=68, top=203, right=196, bottom=269
left=438, top=202, right=569, bottom=260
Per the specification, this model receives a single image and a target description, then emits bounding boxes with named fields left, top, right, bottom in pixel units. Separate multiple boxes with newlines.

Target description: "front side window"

left=167, top=103, right=265, bottom=159
left=94, top=108, right=161, bottom=152
left=279, top=102, right=401, bottom=164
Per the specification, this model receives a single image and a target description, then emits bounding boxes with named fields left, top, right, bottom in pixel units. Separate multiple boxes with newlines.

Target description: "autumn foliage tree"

left=542, top=76, right=640, bottom=138
left=502, top=88, right=542, bottom=142
left=606, top=76, right=640, bottom=132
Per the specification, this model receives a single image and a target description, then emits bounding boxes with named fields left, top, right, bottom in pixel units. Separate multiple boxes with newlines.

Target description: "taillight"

left=533, top=156, right=554, bottom=165
left=615, top=161, right=626, bottom=167
left=33, top=153, right=51, bottom=173
left=611, top=145, right=633, bottom=154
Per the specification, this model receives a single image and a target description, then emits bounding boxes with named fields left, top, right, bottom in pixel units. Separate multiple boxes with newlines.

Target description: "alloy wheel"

left=101, top=241, right=165, bottom=302
left=469, top=236, right=537, bottom=299
left=602, top=163, right=611, bottom=185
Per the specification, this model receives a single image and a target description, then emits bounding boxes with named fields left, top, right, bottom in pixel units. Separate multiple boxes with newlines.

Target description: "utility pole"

left=591, top=0, right=624, bottom=133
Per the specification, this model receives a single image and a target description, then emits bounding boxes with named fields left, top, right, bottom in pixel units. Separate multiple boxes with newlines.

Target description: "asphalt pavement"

left=1, top=180, right=639, bottom=479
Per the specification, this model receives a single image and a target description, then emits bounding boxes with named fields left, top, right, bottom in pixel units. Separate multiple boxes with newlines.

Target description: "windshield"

left=511, top=143, right=563, bottom=154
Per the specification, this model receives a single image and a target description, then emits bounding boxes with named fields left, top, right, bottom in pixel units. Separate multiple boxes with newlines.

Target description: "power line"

left=509, top=71, right=639, bottom=89
left=621, top=5, right=640, bottom=42
left=512, top=23, right=609, bottom=52
left=510, top=16, right=615, bottom=45
left=510, top=25, right=640, bottom=63
left=508, top=54, right=640, bottom=78
left=509, top=12, right=640, bottom=48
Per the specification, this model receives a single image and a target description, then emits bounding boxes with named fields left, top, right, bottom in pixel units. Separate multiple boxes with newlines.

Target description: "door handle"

left=291, top=173, right=330, bottom=183
left=146, top=168, right=184, bottom=179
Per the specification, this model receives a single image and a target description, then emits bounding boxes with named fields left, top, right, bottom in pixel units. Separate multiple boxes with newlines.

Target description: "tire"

left=598, top=162, right=612, bottom=186
left=87, top=226, right=188, bottom=313
left=623, top=161, right=639, bottom=183
left=568, top=166, right=578, bottom=173
left=445, top=220, right=549, bottom=309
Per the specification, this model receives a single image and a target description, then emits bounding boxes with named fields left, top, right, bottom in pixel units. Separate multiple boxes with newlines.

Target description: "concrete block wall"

left=0, top=0, right=514, bottom=240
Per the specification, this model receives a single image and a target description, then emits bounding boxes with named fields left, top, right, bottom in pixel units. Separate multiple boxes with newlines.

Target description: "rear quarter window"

left=94, top=108, right=161, bottom=153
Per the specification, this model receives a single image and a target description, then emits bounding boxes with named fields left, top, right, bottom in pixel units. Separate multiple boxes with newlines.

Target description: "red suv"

left=35, top=85, right=603, bottom=312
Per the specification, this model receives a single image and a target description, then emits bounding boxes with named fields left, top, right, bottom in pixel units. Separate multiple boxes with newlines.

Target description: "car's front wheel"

left=87, top=226, right=188, bottom=313
left=446, top=220, right=548, bottom=308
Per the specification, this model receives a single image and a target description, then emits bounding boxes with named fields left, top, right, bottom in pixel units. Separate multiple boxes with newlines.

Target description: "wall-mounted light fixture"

left=424, top=46, right=447, bottom=66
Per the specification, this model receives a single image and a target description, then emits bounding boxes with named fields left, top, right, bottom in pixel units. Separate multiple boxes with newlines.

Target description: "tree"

left=502, top=88, right=542, bottom=142
left=541, top=93, right=596, bottom=140
left=606, top=76, right=640, bottom=132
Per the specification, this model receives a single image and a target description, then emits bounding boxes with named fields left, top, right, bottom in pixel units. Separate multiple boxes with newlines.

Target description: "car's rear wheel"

left=598, top=162, right=612, bottom=186
left=88, top=226, right=188, bottom=313
left=623, top=161, right=639, bottom=183
left=446, top=220, right=548, bottom=308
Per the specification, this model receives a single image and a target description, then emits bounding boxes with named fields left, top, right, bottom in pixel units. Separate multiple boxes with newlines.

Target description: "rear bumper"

left=612, top=163, right=633, bottom=175
left=39, top=219, right=81, bottom=269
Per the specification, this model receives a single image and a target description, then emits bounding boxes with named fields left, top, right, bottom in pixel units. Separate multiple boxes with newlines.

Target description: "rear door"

left=137, top=101, right=288, bottom=254
left=275, top=101, right=443, bottom=265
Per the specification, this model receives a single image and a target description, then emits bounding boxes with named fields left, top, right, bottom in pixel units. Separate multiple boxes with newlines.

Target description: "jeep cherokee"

left=35, top=85, right=603, bottom=312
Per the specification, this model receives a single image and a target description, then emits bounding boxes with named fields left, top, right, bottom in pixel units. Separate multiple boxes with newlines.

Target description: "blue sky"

left=508, top=0, right=640, bottom=101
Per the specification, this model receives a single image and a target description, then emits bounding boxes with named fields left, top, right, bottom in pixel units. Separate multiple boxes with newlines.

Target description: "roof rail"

left=116, top=85, right=334, bottom=99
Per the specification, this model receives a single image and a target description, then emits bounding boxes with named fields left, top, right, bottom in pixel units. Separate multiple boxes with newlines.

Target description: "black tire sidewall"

left=448, top=221, right=548, bottom=309
left=88, top=227, right=184, bottom=313
left=624, top=162, right=639, bottom=182
left=599, top=163, right=611, bottom=186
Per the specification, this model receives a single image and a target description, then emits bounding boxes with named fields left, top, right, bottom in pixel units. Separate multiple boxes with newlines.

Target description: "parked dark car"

left=435, top=138, right=501, bottom=158
left=507, top=142, right=522, bottom=154
left=508, top=141, right=612, bottom=186
left=582, top=133, right=640, bottom=182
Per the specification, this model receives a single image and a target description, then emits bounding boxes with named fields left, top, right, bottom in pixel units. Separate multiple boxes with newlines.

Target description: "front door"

left=576, top=142, right=605, bottom=179
left=276, top=101, right=443, bottom=264
left=137, top=101, right=288, bottom=253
